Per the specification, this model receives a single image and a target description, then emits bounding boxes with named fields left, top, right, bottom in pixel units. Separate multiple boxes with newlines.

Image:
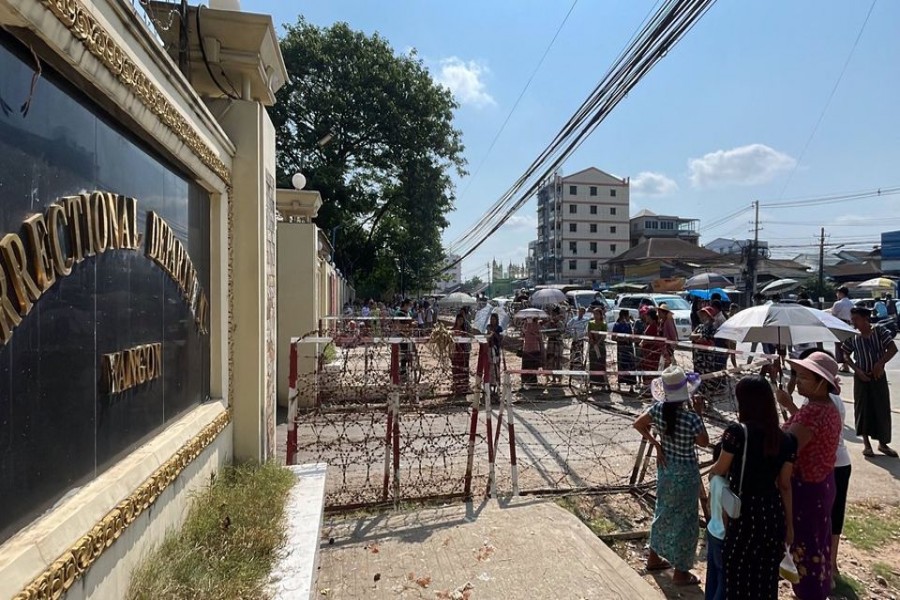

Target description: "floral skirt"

left=649, top=462, right=700, bottom=572
left=791, top=472, right=836, bottom=600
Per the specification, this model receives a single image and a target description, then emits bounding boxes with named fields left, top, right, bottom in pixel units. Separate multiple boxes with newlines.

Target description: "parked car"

left=615, top=294, right=693, bottom=340
left=566, top=290, right=608, bottom=311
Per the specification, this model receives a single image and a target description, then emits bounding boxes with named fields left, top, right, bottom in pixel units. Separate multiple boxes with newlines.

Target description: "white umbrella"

left=442, top=292, right=477, bottom=306
left=473, top=305, right=511, bottom=333
left=530, top=288, right=567, bottom=307
left=514, top=308, right=549, bottom=320
left=715, top=303, right=855, bottom=345
left=760, top=278, right=801, bottom=295
left=857, top=277, right=896, bottom=292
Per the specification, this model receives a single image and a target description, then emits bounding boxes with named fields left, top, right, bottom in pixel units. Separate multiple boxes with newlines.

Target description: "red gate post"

left=382, top=400, right=394, bottom=502
left=464, top=341, right=482, bottom=500
left=502, top=372, right=519, bottom=496
left=286, top=340, right=299, bottom=465
left=479, top=342, right=497, bottom=498
left=391, top=391, right=401, bottom=506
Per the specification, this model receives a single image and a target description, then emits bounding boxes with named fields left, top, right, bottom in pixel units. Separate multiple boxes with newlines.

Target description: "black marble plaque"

left=0, top=33, right=211, bottom=543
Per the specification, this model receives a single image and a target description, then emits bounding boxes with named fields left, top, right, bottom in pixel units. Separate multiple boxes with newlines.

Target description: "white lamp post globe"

left=291, top=173, right=307, bottom=190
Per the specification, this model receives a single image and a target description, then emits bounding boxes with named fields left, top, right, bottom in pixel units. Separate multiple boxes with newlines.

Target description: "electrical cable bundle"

left=445, top=0, right=717, bottom=270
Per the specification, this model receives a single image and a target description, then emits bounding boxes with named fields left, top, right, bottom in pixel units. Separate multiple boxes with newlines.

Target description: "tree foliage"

left=271, top=19, right=466, bottom=299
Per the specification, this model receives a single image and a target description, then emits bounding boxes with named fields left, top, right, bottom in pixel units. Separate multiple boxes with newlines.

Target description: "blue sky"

left=244, top=0, right=900, bottom=280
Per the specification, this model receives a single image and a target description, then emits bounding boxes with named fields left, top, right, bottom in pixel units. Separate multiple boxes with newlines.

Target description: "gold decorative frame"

left=38, top=0, right=232, bottom=185
left=13, top=409, right=232, bottom=600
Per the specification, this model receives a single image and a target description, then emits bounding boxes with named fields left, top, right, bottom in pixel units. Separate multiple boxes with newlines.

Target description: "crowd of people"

left=633, top=311, right=897, bottom=600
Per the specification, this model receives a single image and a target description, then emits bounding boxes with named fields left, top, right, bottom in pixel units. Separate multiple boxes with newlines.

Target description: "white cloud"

left=630, top=171, right=679, bottom=196
left=433, top=57, right=495, bottom=108
left=504, top=214, right=537, bottom=231
left=688, top=144, right=796, bottom=188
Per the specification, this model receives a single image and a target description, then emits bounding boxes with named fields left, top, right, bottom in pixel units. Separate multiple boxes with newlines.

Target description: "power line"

left=454, top=0, right=580, bottom=206
left=776, top=0, right=877, bottom=198
left=445, top=0, right=717, bottom=267
left=760, top=185, right=900, bottom=209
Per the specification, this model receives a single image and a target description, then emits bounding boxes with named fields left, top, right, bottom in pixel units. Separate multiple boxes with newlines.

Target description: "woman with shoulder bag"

left=709, top=376, right=797, bottom=600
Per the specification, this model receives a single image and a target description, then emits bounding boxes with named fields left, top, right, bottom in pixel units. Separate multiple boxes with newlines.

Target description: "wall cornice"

left=12, top=409, right=232, bottom=600
left=36, top=0, right=232, bottom=185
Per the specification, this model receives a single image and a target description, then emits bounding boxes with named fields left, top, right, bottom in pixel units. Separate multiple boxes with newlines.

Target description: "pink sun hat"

left=785, top=351, right=840, bottom=393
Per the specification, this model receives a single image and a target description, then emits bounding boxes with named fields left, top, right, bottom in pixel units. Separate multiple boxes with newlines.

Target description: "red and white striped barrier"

left=286, top=341, right=299, bottom=465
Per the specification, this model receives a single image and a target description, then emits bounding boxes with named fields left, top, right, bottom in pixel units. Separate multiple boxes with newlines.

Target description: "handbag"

left=721, top=423, right=747, bottom=519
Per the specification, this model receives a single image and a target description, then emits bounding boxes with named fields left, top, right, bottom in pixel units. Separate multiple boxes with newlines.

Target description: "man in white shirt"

left=831, top=286, right=854, bottom=372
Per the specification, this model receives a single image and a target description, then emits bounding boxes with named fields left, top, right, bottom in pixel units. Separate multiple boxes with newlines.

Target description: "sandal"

left=645, top=560, right=672, bottom=572
left=862, top=447, right=875, bottom=457
left=878, top=445, right=899, bottom=458
left=673, top=573, right=701, bottom=586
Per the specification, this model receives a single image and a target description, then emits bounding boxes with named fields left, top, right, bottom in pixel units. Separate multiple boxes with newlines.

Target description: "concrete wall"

left=217, top=101, right=278, bottom=461
left=0, top=0, right=281, bottom=595
left=0, top=403, right=232, bottom=600
left=276, top=222, right=353, bottom=407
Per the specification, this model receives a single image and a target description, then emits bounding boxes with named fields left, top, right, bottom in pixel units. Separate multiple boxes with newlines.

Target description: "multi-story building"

left=534, top=168, right=630, bottom=285
left=439, top=254, right=463, bottom=291
left=629, top=209, right=699, bottom=247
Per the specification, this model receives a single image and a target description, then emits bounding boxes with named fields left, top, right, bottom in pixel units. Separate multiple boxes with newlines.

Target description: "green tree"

left=271, top=19, right=466, bottom=299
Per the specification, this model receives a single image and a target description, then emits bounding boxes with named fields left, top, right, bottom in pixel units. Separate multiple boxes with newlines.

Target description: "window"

left=610, top=207, right=617, bottom=215
left=590, top=186, right=597, bottom=196
left=590, top=223, right=597, bottom=233
left=661, top=221, right=674, bottom=230
left=569, top=260, right=577, bottom=270
left=590, top=205, right=597, bottom=215
left=569, top=185, right=577, bottom=195
left=569, top=223, right=577, bottom=232
left=610, top=226, right=617, bottom=234
left=569, top=241, right=577, bottom=253
left=610, top=189, right=617, bottom=197
left=620, top=297, right=640, bottom=309
left=590, top=260, right=598, bottom=270
left=610, top=244, right=617, bottom=253
left=590, top=242, right=597, bottom=253
left=569, top=203, right=577, bottom=214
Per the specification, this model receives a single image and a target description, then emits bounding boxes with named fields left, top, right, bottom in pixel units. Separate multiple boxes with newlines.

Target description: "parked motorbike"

left=873, top=315, right=899, bottom=338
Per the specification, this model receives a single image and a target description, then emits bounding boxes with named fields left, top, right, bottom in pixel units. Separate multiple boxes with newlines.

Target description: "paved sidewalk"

left=316, top=498, right=663, bottom=599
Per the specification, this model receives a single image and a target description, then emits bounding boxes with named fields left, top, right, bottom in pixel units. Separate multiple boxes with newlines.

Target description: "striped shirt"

left=841, top=325, right=895, bottom=373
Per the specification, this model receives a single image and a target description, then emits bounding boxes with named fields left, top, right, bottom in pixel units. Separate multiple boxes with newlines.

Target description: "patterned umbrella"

left=684, top=272, right=733, bottom=291
left=530, top=288, right=567, bottom=307
left=856, top=277, right=897, bottom=292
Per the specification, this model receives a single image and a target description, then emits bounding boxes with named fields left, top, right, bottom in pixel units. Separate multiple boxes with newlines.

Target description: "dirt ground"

left=559, top=495, right=900, bottom=600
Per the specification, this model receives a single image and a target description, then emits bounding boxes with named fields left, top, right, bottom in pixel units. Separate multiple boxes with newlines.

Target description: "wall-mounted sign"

left=146, top=212, right=209, bottom=335
left=0, top=192, right=208, bottom=345
left=102, top=343, right=163, bottom=394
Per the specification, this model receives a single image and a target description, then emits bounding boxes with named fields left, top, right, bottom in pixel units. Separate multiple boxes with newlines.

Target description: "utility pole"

left=745, top=200, right=760, bottom=307
left=818, top=227, right=826, bottom=309
left=178, top=0, right=189, bottom=77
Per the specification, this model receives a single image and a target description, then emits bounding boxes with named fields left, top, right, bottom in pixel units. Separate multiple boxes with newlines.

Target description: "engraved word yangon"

left=102, top=343, right=163, bottom=394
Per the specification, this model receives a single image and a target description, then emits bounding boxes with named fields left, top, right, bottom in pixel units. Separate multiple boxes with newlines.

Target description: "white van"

left=615, top=294, right=693, bottom=340
left=566, top=290, right=607, bottom=311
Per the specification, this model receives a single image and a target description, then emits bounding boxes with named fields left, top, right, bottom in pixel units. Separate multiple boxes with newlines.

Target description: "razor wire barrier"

left=287, top=318, right=776, bottom=509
